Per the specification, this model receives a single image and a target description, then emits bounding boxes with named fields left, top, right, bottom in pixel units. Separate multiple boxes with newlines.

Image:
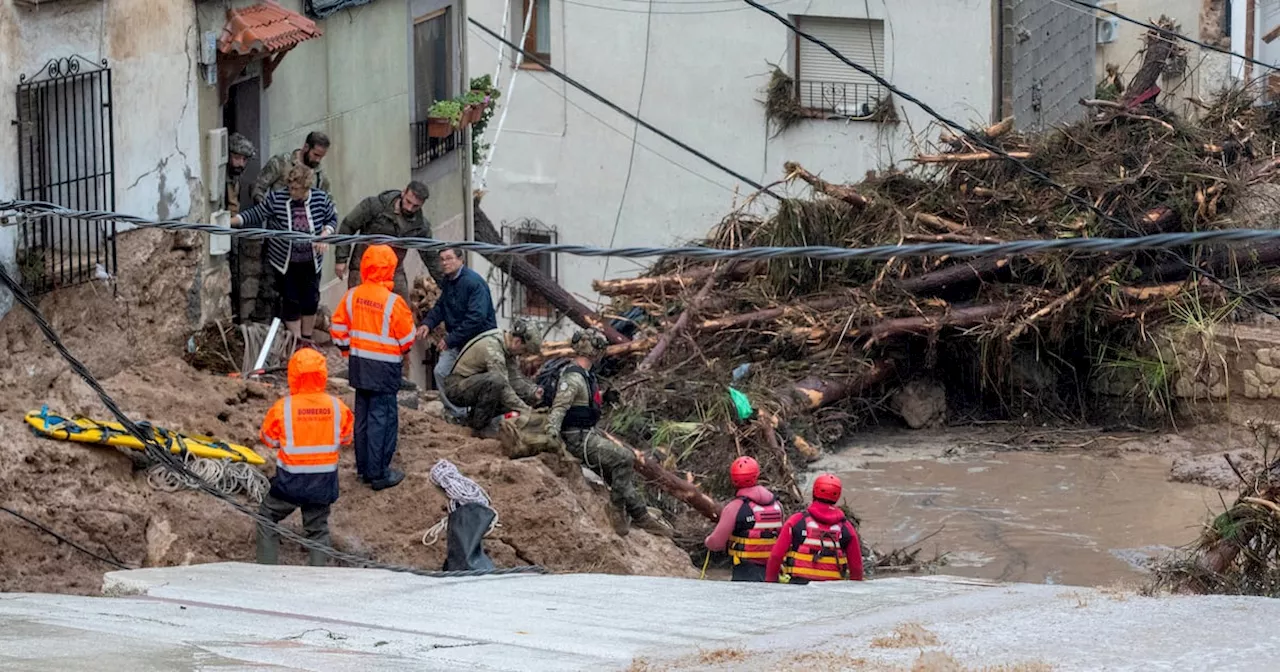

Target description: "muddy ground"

left=0, top=230, right=693, bottom=595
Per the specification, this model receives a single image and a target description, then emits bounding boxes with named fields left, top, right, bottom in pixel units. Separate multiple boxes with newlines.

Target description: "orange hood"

left=287, top=347, right=329, bottom=395
left=360, top=244, right=399, bottom=290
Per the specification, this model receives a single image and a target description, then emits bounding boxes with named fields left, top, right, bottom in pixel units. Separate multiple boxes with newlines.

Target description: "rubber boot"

left=372, top=469, right=405, bottom=491
left=256, top=530, right=279, bottom=565
left=308, top=547, right=329, bottom=567
left=633, top=513, right=675, bottom=538
left=609, top=505, right=631, bottom=537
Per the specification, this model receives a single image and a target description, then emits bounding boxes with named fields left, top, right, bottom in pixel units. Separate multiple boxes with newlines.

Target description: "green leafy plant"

left=427, top=99, right=463, bottom=126
left=469, top=74, right=502, bottom=165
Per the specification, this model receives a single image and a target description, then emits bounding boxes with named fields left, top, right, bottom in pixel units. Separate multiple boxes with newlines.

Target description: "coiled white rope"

left=145, top=449, right=269, bottom=502
left=422, top=459, right=499, bottom=546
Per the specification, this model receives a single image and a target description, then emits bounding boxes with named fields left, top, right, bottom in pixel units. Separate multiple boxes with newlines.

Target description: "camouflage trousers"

left=236, top=238, right=278, bottom=323
left=562, top=428, right=647, bottom=520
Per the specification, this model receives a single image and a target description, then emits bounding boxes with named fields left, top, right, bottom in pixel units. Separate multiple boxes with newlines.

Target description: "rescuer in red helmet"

left=703, top=456, right=785, bottom=582
left=766, top=473, right=864, bottom=584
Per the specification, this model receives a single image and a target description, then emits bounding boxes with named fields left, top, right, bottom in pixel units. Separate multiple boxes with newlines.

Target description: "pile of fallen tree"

left=510, top=37, right=1280, bottom=519
left=1151, top=421, right=1280, bottom=596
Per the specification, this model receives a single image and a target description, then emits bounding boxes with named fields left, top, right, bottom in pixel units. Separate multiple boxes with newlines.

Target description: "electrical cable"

left=1056, top=0, right=1279, bottom=74
left=467, top=28, right=737, bottom=194
left=13, top=200, right=1280, bottom=262
left=603, top=0, right=656, bottom=280
left=1, top=504, right=133, bottom=570
left=0, top=261, right=545, bottom=578
left=468, top=17, right=779, bottom=198
left=736, top=0, right=1280, bottom=317
left=558, top=0, right=787, bottom=14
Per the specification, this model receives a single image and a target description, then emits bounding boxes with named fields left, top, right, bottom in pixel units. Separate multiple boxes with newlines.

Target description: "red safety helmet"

left=812, top=473, right=843, bottom=503
left=729, top=456, right=760, bottom=489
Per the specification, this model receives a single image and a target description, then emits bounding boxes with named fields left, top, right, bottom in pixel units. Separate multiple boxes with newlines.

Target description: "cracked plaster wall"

left=0, top=0, right=205, bottom=320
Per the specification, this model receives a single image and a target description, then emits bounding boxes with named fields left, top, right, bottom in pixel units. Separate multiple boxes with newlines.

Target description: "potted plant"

left=426, top=99, right=463, bottom=137
left=468, top=75, right=502, bottom=165
left=462, top=90, right=488, bottom=124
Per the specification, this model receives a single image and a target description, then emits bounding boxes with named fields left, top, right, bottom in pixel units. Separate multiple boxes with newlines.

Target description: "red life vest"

left=781, top=513, right=850, bottom=583
left=727, top=496, right=783, bottom=566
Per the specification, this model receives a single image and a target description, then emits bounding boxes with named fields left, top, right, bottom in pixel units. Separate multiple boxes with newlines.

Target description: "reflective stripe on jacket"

left=727, top=496, right=784, bottom=565
left=330, top=245, right=415, bottom=393
left=780, top=514, right=850, bottom=583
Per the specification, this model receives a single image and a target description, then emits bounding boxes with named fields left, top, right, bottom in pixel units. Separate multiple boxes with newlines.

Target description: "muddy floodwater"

left=832, top=448, right=1228, bottom=587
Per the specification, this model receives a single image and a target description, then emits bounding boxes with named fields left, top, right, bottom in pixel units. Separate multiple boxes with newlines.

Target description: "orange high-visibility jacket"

left=330, top=244, right=416, bottom=393
left=260, top=348, right=355, bottom=504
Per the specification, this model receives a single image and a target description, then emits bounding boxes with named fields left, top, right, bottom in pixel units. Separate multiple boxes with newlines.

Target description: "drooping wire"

left=0, top=261, right=544, bottom=578
left=1, top=504, right=133, bottom=570
left=467, top=18, right=779, bottom=199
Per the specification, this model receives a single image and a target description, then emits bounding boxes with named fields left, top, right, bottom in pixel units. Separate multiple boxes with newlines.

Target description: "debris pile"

left=1151, top=421, right=1280, bottom=596
left=572, top=48, right=1280, bottom=522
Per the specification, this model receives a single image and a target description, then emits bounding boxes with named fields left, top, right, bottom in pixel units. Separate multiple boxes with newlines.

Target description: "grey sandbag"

left=443, top=501, right=496, bottom=572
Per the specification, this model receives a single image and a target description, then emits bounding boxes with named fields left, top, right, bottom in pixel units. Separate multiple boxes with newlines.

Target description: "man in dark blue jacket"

left=418, top=247, right=497, bottom=420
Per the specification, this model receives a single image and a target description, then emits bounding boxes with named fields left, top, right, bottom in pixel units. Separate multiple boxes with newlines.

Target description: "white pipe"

left=252, top=317, right=281, bottom=374
left=493, top=0, right=512, bottom=88
left=478, top=0, right=536, bottom=188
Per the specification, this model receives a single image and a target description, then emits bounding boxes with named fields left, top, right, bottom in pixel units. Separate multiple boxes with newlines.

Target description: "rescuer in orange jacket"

left=766, top=473, right=865, bottom=584
left=256, top=348, right=355, bottom=566
left=704, top=456, right=784, bottom=582
left=330, top=244, right=416, bottom=491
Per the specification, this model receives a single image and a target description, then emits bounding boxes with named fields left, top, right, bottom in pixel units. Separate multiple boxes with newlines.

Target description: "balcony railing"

left=410, top=121, right=462, bottom=169
left=796, top=80, right=891, bottom=120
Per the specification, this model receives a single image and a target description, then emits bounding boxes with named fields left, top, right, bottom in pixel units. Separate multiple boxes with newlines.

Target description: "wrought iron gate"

left=14, top=56, right=117, bottom=294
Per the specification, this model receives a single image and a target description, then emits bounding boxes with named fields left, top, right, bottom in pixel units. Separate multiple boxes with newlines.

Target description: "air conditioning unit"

left=1096, top=16, right=1120, bottom=44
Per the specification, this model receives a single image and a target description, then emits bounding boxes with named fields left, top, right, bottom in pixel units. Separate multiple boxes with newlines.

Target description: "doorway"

left=222, top=76, right=263, bottom=323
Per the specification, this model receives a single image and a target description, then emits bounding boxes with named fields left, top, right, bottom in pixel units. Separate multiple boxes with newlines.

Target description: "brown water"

left=838, top=451, right=1227, bottom=587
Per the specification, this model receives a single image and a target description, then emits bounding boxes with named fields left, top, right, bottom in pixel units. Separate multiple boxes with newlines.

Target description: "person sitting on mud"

left=256, top=348, right=354, bottom=567
left=544, top=329, right=674, bottom=538
left=442, top=318, right=541, bottom=435
left=766, top=473, right=864, bottom=584
left=703, top=456, right=784, bottom=581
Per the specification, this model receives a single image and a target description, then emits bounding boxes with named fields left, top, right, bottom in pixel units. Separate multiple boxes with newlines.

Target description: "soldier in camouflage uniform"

left=244, top=132, right=332, bottom=323
left=333, top=181, right=444, bottom=303
left=226, top=133, right=256, bottom=322
left=442, top=320, right=542, bottom=433
left=546, top=329, right=674, bottom=539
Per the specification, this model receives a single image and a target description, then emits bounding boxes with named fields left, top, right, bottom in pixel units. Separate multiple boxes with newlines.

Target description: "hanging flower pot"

left=426, top=117, right=453, bottom=138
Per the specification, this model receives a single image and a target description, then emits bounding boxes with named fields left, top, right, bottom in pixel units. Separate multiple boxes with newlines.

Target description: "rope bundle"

left=422, top=459, right=499, bottom=546
left=145, top=450, right=269, bottom=501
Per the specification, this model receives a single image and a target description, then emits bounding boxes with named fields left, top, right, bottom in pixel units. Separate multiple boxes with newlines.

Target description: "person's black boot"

left=371, top=469, right=405, bottom=491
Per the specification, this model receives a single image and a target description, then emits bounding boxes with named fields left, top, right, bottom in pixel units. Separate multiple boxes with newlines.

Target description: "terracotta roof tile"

left=219, top=1, right=323, bottom=56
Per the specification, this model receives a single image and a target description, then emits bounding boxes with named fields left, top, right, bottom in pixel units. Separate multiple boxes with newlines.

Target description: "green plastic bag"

left=728, top=387, right=754, bottom=422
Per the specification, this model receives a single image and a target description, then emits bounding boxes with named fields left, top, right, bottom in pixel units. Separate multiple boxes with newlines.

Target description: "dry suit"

left=330, top=245, right=416, bottom=486
left=257, top=348, right=355, bottom=566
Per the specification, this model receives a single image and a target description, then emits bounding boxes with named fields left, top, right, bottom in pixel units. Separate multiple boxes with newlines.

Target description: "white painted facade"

left=0, top=0, right=201, bottom=316
left=465, top=0, right=997, bottom=337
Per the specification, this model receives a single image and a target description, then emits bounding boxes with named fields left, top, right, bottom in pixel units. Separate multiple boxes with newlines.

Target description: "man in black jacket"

left=333, top=181, right=444, bottom=300
left=420, top=247, right=497, bottom=421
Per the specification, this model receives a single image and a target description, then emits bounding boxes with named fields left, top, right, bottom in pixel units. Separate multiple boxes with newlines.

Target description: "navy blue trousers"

left=354, top=389, right=399, bottom=481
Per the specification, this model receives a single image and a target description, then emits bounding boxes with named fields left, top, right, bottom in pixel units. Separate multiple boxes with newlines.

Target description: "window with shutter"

left=794, top=16, right=888, bottom=119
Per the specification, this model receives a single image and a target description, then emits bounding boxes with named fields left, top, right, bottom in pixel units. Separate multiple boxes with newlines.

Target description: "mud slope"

left=0, top=230, right=694, bottom=595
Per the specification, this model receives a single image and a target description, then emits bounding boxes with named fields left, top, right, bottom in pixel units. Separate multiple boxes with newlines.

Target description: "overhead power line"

left=10, top=200, right=1280, bottom=262
left=1, top=504, right=133, bottom=570
left=467, top=17, right=778, bottom=199
left=1057, top=0, right=1279, bottom=74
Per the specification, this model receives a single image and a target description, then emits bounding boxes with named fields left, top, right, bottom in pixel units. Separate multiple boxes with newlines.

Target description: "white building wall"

left=0, top=0, right=200, bottom=317
left=466, top=0, right=995, bottom=337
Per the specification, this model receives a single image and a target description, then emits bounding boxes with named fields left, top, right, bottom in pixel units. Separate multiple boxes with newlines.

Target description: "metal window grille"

left=795, top=81, right=890, bottom=118
left=410, top=122, right=462, bottom=169
left=502, top=219, right=557, bottom=318
left=14, top=56, right=116, bottom=295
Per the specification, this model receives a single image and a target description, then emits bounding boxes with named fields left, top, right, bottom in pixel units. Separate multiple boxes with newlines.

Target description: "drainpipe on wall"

left=462, top=0, right=475, bottom=244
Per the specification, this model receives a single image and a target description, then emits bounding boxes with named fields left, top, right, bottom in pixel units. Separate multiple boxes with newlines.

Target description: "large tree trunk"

left=895, top=258, right=1009, bottom=296
left=474, top=202, right=629, bottom=344
left=600, top=430, right=722, bottom=521
left=856, top=303, right=1014, bottom=342
left=637, top=268, right=720, bottom=371
left=1137, top=243, right=1280, bottom=283
left=593, top=262, right=764, bottom=297
left=781, top=361, right=896, bottom=414
left=1124, top=17, right=1179, bottom=105
left=694, top=296, right=850, bottom=332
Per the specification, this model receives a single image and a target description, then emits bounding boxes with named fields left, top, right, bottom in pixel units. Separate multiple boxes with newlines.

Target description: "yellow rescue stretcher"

left=24, top=406, right=265, bottom=465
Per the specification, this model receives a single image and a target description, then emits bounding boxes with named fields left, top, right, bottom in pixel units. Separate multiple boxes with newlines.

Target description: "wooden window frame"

left=517, top=0, right=551, bottom=70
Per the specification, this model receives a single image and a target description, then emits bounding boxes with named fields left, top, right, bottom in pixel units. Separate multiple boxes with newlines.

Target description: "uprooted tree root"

left=1150, top=421, right=1280, bottom=596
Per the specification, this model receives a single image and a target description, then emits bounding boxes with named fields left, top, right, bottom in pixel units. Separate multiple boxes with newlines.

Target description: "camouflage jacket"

left=251, top=150, right=331, bottom=204
left=335, top=190, right=444, bottom=286
left=546, top=368, right=591, bottom=436
left=450, top=329, right=538, bottom=412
